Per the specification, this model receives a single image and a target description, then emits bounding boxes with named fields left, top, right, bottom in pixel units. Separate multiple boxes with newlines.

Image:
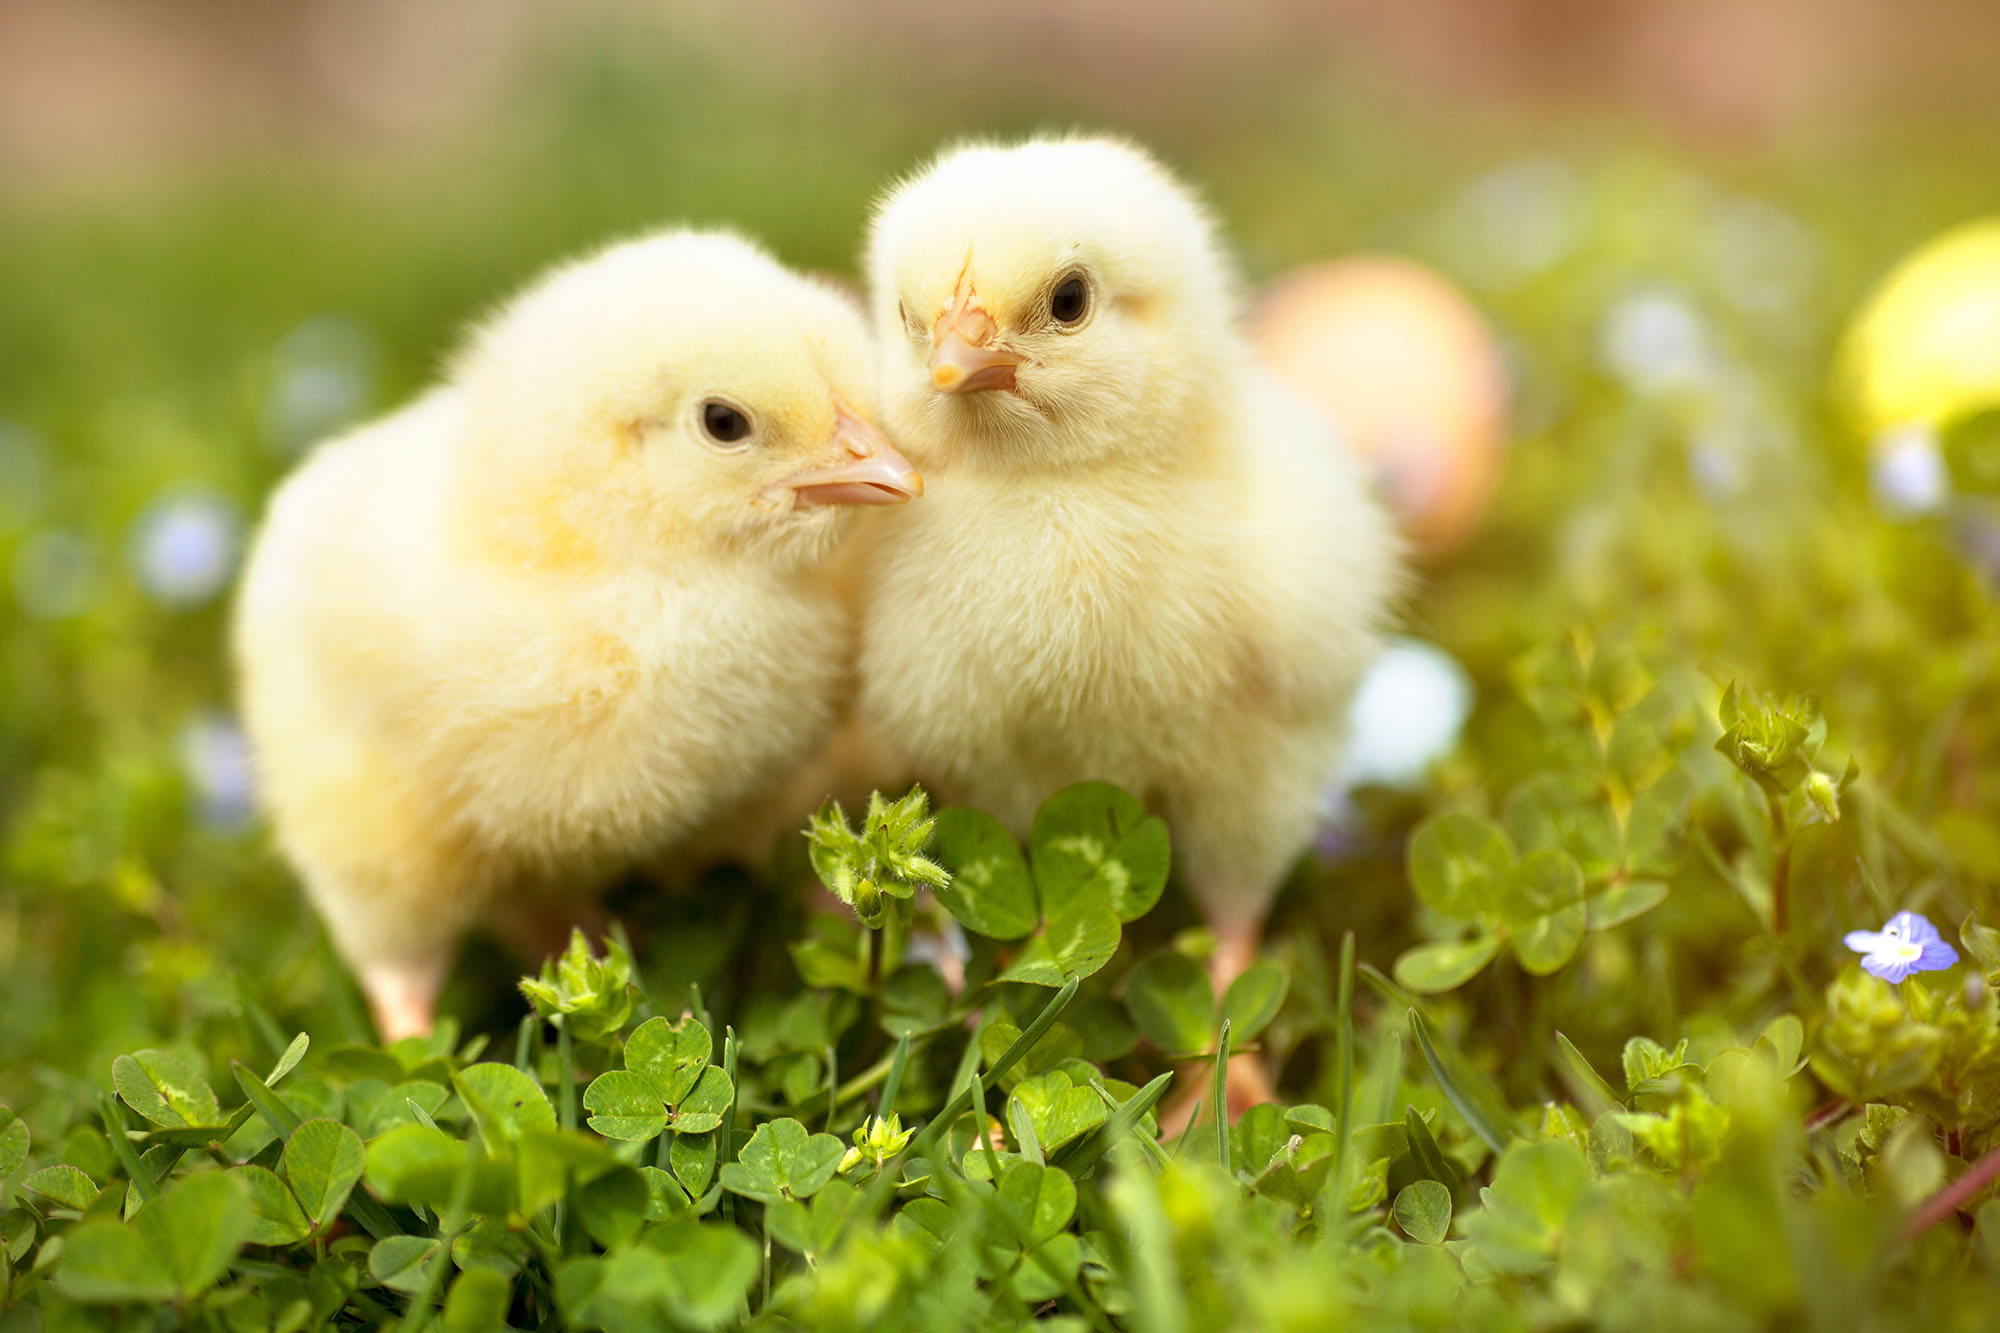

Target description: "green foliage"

left=59, top=1171, right=251, bottom=1304
left=806, top=789, right=952, bottom=928
left=584, top=1016, right=733, bottom=1140
left=1399, top=813, right=1591, bottom=986
left=283, top=1119, right=365, bottom=1231
left=838, top=1114, right=915, bottom=1175
left=518, top=930, right=637, bottom=1045
left=1392, top=1178, right=1452, bottom=1244
left=1392, top=645, right=1703, bottom=994
left=7, top=79, right=2000, bottom=1330
left=929, top=783, right=1171, bottom=990
left=718, top=1119, right=845, bottom=1205
left=10, top=767, right=1995, bottom=1333
left=112, top=1049, right=222, bottom=1129
left=1125, top=951, right=1289, bottom=1056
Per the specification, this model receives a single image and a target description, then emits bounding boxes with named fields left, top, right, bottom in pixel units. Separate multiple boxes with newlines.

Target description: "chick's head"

left=867, top=136, right=1240, bottom=471
left=456, top=231, right=919, bottom=572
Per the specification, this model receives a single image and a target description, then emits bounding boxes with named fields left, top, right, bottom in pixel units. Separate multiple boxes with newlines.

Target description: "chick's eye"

left=700, top=399, right=752, bottom=445
left=1049, top=274, right=1089, bottom=327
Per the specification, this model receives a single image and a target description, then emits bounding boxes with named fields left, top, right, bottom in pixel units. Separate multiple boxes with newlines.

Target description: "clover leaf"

left=57, top=1170, right=249, bottom=1305
left=584, top=1016, right=733, bottom=1141
left=719, top=1118, right=845, bottom=1205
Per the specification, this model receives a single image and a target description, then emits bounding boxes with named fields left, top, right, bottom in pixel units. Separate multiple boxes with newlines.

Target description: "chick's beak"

left=774, top=405, right=923, bottom=509
left=930, top=301, right=1022, bottom=394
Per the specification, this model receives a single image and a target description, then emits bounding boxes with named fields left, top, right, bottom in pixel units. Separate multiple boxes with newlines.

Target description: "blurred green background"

left=5, top=0, right=2000, bottom=1105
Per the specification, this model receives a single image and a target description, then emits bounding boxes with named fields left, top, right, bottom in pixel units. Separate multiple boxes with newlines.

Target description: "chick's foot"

left=1153, top=915, right=1285, bottom=1135
left=360, top=960, right=446, bottom=1043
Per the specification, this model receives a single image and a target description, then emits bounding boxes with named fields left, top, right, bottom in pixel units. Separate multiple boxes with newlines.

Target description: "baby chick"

left=860, top=137, right=1398, bottom=1088
left=235, top=231, right=920, bottom=1040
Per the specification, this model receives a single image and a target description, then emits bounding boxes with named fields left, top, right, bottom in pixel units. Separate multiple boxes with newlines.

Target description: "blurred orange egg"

left=1249, top=257, right=1508, bottom=553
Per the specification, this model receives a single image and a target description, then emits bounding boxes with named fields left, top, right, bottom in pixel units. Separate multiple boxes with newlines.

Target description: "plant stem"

left=1766, top=789, right=1792, bottom=936
left=721, top=1027, right=738, bottom=1228
left=1331, top=931, right=1355, bottom=1204
left=824, top=1044, right=839, bottom=1133
left=1904, top=1140, right=2000, bottom=1239
left=556, top=1021, right=576, bottom=1133
left=833, top=977, right=1081, bottom=1251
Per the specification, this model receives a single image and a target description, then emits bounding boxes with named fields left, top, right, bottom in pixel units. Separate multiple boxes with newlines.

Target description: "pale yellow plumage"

left=858, top=137, right=1399, bottom=1013
left=234, top=231, right=919, bottom=1039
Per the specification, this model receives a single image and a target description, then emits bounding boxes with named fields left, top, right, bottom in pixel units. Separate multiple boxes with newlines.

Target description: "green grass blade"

left=1107, top=1144, right=1187, bottom=1333
left=233, top=1061, right=400, bottom=1239
left=232, top=1060, right=302, bottom=1136
left=1007, top=1089, right=1044, bottom=1166
left=1553, top=1031, right=1622, bottom=1117
left=1403, top=1105, right=1459, bottom=1188
left=1055, top=1072, right=1173, bottom=1174
left=140, top=1102, right=256, bottom=1150
left=1333, top=931, right=1355, bottom=1182
left=1212, top=1019, right=1232, bottom=1172
left=824, top=1044, right=839, bottom=1133
left=1357, top=960, right=1423, bottom=1012
left=911, top=975, right=1079, bottom=1162
left=946, top=1026, right=984, bottom=1102
left=1408, top=1009, right=1512, bottom=1154
left=1368, top=1021, right=1405, bottom=1126
left=879, top=1031, right=912, bottom=1118
left=99, top=1095, right=157, bottom=1204
left=1172, top=1099, right=1202, bottom=1159
left=970, top=1071, right=1000, bottom=1180
left=721, top=1026, right=740, bottom=1228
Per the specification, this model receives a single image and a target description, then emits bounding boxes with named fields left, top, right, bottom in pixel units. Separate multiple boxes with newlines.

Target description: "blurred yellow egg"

left=1250, top=256, right=1508, bottom=553
left=1838, top=219, right=2000, bottom=441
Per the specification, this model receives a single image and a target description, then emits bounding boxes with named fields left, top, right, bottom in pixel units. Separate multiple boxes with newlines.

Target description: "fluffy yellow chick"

left=860, top=137, right=1398, bottom=1049
left=234, top=231, right=921, bottom=1040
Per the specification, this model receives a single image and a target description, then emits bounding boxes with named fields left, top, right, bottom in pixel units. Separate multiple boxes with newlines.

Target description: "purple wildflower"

left=1844, top=911, right=1958, bottom=983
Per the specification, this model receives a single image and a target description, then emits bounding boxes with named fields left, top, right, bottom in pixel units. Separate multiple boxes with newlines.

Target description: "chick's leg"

left=1196, top=900, right=1283, bottom=1115
left=322, top=893, right=466, bottom=1043
left=1155, top=866, right=1288, bottom=1133
left=1167, top=758, right=1328, bottom=1121
left=250, top=675, right=486, bottom=1044
left=357, top=954, right=452, bottom=1044
left=299, top=835, right=485, bottom=1046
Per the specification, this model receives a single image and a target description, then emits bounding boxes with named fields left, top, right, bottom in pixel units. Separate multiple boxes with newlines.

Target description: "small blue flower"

left=1871, top=425, right=1950, bottom=517
left=1337, top=639, right=1474, bottom=791
left=177, top=711, right=256, bottom=829
left=132, top=490, right=242, bottom=609
left=1844, top=911, right=1958, bottom=983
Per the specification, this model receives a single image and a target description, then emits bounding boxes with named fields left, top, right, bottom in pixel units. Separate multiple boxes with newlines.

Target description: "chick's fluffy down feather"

left=235, top=231, right=914, bottom=1036
left=860, top=137, right=1400, bottom=957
